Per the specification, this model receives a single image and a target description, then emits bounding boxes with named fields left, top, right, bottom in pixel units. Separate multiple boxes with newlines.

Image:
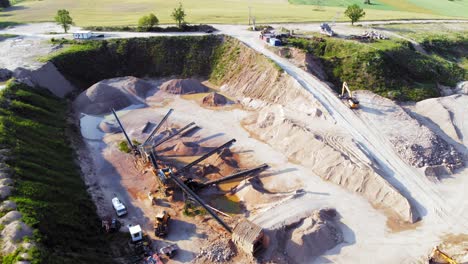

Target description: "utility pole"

left=248, top=6, right=252, bottom=25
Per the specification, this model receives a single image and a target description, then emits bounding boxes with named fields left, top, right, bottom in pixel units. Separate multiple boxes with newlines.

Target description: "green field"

left=289, top=0, right=468, bottom=18
left=0, top=0, right=465, bottom=27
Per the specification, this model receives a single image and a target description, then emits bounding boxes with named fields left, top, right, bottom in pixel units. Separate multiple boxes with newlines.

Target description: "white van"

left=112, top=197, right=128, bottom=217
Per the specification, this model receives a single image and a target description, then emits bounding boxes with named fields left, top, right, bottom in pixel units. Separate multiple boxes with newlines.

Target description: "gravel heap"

left=196, top=240, right=236, bottom=263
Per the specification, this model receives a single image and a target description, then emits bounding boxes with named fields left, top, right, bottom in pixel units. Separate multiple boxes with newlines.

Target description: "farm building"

left=232, top=219, right=265, bottom=255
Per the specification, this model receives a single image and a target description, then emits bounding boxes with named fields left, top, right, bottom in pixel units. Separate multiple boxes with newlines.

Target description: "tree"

left=364, top=0, right=371, bottom=4
left=0, top=0, right=10, bottom=8
left=345, top=4, right=365, bottom=25
left=138, top=13, right=159, bottom=31
left=171, top=2, right=186, bottom=28
left=54, top=9, right=73, bottom=33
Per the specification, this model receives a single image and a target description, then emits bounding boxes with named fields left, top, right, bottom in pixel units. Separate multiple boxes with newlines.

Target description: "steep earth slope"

left=211, top=37, right=416, bottom=223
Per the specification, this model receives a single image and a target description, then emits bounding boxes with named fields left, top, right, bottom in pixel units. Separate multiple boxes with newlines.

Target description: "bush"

left=286, top=36, right=465, bottom=101
left=137, top=13, right=159, bottom=32
left=48, top=36, right=222, bottom=89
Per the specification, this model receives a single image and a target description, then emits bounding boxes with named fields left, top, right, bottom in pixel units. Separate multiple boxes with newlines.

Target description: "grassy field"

left=289, top=0, right=468, bottom=18
left=0, top=81, right=115, bottom=263
left=0, top=0, right=464, bottom=27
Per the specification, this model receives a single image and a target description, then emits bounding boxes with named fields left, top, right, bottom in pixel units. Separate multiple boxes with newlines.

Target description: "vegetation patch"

left=286, top=36, right=465, bottom=101
left=83, top=24, right=214, bottom=33
left=0, top=81, right=114, bottom=263
left=47, top=36, right=222, bottom=89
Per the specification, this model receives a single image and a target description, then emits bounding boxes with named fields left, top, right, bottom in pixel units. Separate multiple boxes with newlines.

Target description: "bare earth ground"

left=0, top=22, right=467, bottom=263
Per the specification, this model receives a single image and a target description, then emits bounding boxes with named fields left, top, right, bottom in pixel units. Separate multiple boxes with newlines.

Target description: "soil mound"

left=74, top=76, right=151, bottom=115
left=160, top=79, right=209, bottom=94
left=202, top=92, right=229, bottom=106
left=285, top=208, right=343, bottom=263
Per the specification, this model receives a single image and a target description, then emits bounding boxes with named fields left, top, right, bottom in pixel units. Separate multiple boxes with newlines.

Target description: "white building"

left=73, top=31, right=92, bottom=39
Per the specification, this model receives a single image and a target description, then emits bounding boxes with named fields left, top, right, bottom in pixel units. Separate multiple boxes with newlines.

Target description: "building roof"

left=232, top=219, right=263, bottom=244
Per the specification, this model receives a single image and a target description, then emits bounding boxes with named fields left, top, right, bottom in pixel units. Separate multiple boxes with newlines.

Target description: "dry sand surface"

left=75, top=76, right=409, bottom=263
left=72, top=75, right=468, bottom=264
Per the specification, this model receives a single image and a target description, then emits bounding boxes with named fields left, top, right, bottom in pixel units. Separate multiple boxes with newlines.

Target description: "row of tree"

left=138, top=2, right=186, bottom=31
left=0, top=0, right=10, bottom=8
left=54, top=3, right=187, bottom=33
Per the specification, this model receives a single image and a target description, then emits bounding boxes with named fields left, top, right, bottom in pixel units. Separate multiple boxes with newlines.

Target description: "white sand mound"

left=244, top=104, right=416, bottom=223
left=1, top=221, right=33, bottom=254
left=73, top=76, right=151, bottom=115
left=410, top=94, right=468, bottom=148
left=160, top=79, right=209, bottom=94
left=202, top=92, right=229, bottom=106
left=0, top=211, right=22, bottom=225
left=356, top=91, right=463, bottom=173
left=0, top=201, right=16, bottom=212
left=0, top=186, right=12, bottom=200
left=13, top=62, right=75, bottom=98
left=285, top=208, right=343, bottom=263
left=98, top=120, right=121, bottom=133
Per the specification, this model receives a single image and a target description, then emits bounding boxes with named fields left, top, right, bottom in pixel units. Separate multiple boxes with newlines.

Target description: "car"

left=112, top=197, right=128, bottom=217
left=205, top=29, right=213, bottom=33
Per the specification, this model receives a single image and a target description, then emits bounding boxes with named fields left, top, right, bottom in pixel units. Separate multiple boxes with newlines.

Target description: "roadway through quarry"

left=0, top=22, right=467, bottom=264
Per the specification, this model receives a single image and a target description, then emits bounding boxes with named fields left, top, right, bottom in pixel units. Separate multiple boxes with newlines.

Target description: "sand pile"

left=244, top=104, right=417, bottom=223
left=13, top=62, right=75, bottom=98
left=285, top=208, right=343, bottom=263
left=173, top=141, right=202, bottom=156
left=74, top=76, right=151, bottom=115
left=356, top=91, right=464, bottom=174
left=98, top=120, right=121, bottom=133
left=202, top=92, right=230, bottom=106
left=409, top=95, right=468, bottom=147
left=160, top=79, right=209, bottom=94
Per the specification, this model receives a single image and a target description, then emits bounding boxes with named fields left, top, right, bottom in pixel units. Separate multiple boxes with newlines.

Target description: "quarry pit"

left=0, top=25, right=467, bottom=264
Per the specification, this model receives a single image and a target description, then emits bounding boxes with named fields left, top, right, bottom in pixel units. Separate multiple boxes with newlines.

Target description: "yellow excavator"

left=339, top=82, right=359, bottom=109
left=430, top=246, right=458, bottom=264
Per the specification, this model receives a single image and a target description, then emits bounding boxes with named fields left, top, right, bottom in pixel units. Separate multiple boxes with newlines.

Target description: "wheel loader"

left=154, top=211, right=170, bottom=237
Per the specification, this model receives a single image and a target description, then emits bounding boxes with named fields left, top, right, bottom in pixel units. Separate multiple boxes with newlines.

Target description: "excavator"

left=339, top=82, right=359, bottom=109
left=429, top=246, right=458, bottom=264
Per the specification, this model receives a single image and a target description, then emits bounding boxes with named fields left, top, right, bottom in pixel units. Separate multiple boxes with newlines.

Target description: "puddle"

left=80, top=114, right=105, bottom=140
left=209, top=194, right=242, bottom=215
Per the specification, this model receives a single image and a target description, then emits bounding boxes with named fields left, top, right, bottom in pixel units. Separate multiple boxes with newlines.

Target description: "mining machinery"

left=184, top=163, right=269, bottom=192
left=112, top=108, right=197, bottom=165
left=339, top=82, right=360, bottom=109
left=149, top=139, right=237, bottom=195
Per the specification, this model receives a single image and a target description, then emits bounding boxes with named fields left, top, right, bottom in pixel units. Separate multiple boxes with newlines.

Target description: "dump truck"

left=154, top=211, right=170, bottom=237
